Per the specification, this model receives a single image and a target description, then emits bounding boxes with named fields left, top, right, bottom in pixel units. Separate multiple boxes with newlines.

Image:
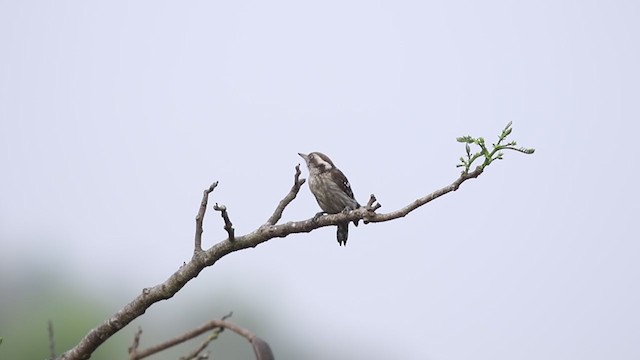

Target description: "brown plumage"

left=299, top=152, right=360, bottom=246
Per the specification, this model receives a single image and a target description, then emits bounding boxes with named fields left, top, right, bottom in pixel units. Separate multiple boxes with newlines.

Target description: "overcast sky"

left=1, top=1, right=639, bottom=359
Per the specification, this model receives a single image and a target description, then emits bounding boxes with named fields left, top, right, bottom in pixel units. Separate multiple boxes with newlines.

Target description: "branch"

left=365, top=194, right=381, bottom=212
left=127, top=327, right=143, bottom=360
left=56, top=124, right=533, bottom=360
left=55, top=167, right=481, bottom=360
left=213, top=203, right=235, bottom=241
left=265, top=164, right=306, bottom=225
left=179, top=334, right=213, bottom=360
left=361, top=167, right=483, bottom=223
left=456, top=121, right=535, bottom=173
left=194, top=182, right=218, bottom=252
left=127, top=313, right=272, bottom=360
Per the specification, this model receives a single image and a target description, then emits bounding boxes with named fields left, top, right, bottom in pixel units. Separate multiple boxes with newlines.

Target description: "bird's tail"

left=337, top=223, right=349, bottom=246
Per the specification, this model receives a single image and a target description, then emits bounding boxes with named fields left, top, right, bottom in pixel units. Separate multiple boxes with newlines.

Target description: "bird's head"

left=298, top=152, right=335, bottom=174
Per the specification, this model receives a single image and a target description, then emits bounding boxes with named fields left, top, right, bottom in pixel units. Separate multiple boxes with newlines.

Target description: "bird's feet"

left=313, top=211, right=326, bottom=222
left=342, top=206, right=360, bottom=227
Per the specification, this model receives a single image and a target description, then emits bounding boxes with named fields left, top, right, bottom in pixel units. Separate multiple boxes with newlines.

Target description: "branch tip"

left=128, top=327, right=143, bottom=360
left=366, top=194, right=378, bottom=208
left=265, top=164, right=306, bottom=225
left=457, top=123, right=534, bottom=174
left=221, top=311, right=233, bottom=321
left=194, top=181, right=219, bottom=252
left=214, top=203, right=235, bottom=241
left=207, top=181, right=219, bottom=193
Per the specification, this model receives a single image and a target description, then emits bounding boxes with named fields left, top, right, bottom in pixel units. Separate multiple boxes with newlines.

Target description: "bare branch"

left=127, top=327, right=143, bottom=360
left=55, top=165, right=487, bottom=360
left=266, top=164, right=306, bottom=225
left=366, top=194, right=381, bottom=210
left=195, top=182, right=218, bottom=252
left=180, top=313, right=259, bottom=360
left=55, top=166, right=487, bottom=360
left=213, top=203, right=235, bottom=241
left=363, top=167, right=483, bottom=223
left=179, top=335, right=211, bottom=360
left=56, top=124, right=535, bottom=360
left=129, top=313, right=259, bottom=360
left=48, top=320, right=56, bottom=360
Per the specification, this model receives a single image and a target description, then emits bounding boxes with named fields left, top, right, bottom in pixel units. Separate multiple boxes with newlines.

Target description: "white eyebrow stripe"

left=312, top=154, right=333, bottom=170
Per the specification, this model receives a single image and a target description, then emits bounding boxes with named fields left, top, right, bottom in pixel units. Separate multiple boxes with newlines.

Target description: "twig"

left=127, top=327, right=143, bottom=360
left=180, top=312, right=232, bottom=360
left=266, top=164, right=306, bottom=225
left=362, top=167, right=483, bottom=223
left=194, top=182, right=218, bottom=252
left=456, top=121, right=535, bottom=173
left=48, top=320, right=56, bottom=360
left=366, top=194, right=381, bottom=211
left=129, top=313, right=259, bottom=360
left=213, top=203, right=235, bottom=241
left=179, top=336, right=211, bottom=360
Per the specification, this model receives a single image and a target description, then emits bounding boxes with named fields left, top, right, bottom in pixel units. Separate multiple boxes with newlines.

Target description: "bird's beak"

left=298, top=153, right=308, bottom=161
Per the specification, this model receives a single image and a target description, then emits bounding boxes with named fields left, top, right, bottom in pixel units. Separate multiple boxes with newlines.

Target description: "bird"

left=298, top=152, right=360, bottom=246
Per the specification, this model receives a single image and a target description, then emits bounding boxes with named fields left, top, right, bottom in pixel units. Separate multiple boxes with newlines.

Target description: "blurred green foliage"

left=0, top=256, right=391, bottom=359
left=0, top=268, right=125, bottom=359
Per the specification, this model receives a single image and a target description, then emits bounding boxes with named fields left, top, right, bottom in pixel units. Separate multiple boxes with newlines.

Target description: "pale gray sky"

left=1, top=1, right=639, bottom=359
